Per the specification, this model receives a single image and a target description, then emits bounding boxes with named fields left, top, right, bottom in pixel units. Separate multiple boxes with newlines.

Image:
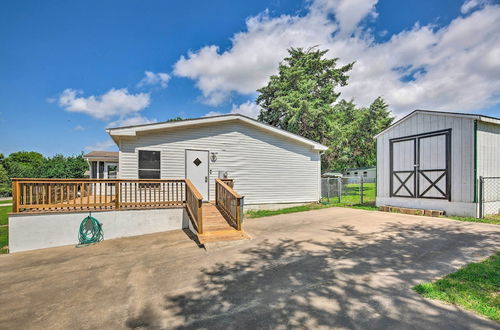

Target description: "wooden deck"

left=197, top=203, right=250, bottom=244
left=11, top=177, right=248, bottom=245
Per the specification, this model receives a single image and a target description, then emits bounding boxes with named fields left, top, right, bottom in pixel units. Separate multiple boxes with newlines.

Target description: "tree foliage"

left=257, top=47, right=393, bottom=171
left=0, top=152, right=88, bottom=196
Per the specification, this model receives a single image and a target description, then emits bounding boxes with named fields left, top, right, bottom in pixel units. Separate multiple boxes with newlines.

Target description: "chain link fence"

left=321, top=177, right=376, bottom=205
left=479, top=176, right=500, bottom=218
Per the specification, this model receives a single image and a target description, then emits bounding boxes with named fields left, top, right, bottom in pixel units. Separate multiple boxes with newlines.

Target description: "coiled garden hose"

left=77, top=214, right=103, bottom=247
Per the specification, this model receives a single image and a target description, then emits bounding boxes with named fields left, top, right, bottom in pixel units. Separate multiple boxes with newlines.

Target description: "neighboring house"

left=375, top=110, right=500, bottom=217
left=322, top=172, right=343, bottom=178
left=83, top=151, right=119, bottom=179
left=103, top=114, right=328, bottom=209
left=343, top=167, right=376, bottom=180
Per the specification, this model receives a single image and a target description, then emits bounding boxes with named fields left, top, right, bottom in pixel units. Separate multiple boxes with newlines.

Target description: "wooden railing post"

left=215, top=180, right=218, bottom=206
left=12, top=179, right=20, bottom=213
left=115, top=181, right=120, bottom=209
left=236, top=197, right=241, bottom=231
left=198, top=199, right=203, bottom=234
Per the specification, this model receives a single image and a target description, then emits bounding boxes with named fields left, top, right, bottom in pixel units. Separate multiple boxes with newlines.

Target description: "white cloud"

left=229, top=101, right=261, bottom=118
left=461, top=0, right=489, bottom=14
left=137, top=71, right=171, bottom=88
left=58, top=88, right=150, bottom=120
left=204, top=101, right=261, bottom=118
left=84, top=139, right=116, bottom=151
left=108, top=115, right=157, bottom=128
left=174, top=0, right=500, bottom=115
left=74, top=125, right=85, bottom=131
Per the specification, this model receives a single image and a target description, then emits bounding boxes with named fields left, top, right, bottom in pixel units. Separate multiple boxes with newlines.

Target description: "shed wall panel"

left=477, top=122, right=500, bottom=178
left=377, top=112, right=475, bottom=203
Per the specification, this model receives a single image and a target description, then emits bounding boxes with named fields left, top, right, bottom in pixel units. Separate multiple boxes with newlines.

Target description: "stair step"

left=193, top=202, right=248, bottom=244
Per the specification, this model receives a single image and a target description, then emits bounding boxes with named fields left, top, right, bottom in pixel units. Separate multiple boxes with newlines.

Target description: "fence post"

left=360, top=176, right=364, bottom=204
left=338, top=177, right=341, bottom=203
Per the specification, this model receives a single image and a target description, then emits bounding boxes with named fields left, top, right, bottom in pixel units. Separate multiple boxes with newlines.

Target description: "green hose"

left=77, top=215, right=103, bottom=247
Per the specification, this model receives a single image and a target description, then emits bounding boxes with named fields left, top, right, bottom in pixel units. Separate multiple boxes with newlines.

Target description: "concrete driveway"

left=0, top=208, right=499, bottom=329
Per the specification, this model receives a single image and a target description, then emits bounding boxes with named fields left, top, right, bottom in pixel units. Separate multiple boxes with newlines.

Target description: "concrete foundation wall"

left=9, top=208, right=187, bottom=253
left=376, top=197, right=477, bottom=217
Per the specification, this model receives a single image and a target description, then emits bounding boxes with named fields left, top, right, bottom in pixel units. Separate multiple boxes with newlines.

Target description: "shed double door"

left=390, top=129, right=451, bottom=200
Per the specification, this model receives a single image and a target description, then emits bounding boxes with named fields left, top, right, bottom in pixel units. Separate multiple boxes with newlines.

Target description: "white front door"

left=185, top=149, right=209, bottom=201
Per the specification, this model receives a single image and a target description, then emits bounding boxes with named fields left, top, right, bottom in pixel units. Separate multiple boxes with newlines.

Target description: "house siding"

left=376, top=112, right=475, bottom=204
left=118, top=121, right=321, bottom=205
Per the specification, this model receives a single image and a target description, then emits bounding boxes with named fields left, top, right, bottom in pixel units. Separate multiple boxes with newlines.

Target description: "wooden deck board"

left=197, top=203, right=250, bottom=244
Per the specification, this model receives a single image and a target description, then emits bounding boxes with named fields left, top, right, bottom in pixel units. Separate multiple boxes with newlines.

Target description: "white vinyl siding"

left=118, top=121, right=321, bottom=205
left=376, top=112, right=475, bottom=203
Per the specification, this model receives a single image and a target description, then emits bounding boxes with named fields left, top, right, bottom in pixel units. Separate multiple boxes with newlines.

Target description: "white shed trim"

left=106, top=114, right=328, bottom=151
left=375, top=110, right=500, bottom=139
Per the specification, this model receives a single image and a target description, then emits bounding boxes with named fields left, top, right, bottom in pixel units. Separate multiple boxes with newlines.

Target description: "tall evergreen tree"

left=256, top=47, right=394, bottom=171
left=257, top=47, right=354, bottom=148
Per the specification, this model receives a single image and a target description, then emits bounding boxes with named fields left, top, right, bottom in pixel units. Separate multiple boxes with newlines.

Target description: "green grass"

left=0, top=227, right=7, bottom=254
left=245, top=183, right=377, bottom=219
left=413, top=252, right=500, bottom=321
left=0, top=205, right=10, bottom=226
left=0, top=205, right=11, bottom=253
left=0, top=199, right=12, bottom=205
left=442, top=215, right=500, bottom=225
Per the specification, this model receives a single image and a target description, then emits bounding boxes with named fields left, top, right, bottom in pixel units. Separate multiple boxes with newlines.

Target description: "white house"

left=343, top=167, right=376, bottom=180
left=105, top=114, right=328, bottom=210
left=83, top=151, right=119, bottom=179
left=375, top=110, right=500, bottom=217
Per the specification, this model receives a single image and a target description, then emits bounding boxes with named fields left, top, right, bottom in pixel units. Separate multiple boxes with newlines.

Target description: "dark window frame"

left=138, top=150, right=161, bottom=179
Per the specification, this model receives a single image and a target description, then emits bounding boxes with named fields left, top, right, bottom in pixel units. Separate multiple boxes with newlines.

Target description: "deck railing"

left=215, top=178, right=243, bottom=231
left=185, top=179, right=204, bottom=234
left=11, top=178, right=204, bottom=234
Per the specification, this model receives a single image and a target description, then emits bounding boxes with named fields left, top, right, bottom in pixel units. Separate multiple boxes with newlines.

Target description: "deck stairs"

left=196, top=202, right=250, bottom=244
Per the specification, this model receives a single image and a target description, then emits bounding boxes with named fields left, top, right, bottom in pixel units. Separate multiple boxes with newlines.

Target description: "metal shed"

left=375, top=110, right=500, bottom=217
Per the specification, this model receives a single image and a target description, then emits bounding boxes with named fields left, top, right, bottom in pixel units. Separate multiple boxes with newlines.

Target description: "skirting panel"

left=9, top=208, right=188, bottom=253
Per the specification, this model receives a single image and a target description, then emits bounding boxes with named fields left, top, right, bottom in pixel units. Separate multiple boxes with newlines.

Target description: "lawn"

left=413, top=252, right=500, bottom=321
left=443, top=215, right=500, bottom=226
left=246, top=183, right=377, bottom=219
left=0, top=205, right=11, bottom=253
left=245, top=182, right=500, bottom=226
left=0, top=199, right=12, bottom=205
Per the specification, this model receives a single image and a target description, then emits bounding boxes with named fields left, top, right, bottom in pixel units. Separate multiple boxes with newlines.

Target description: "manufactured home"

left=105, top=114, right=327, bottom=209
left=375, top=110, right=500, bottom=217
left=9, top=114, right=327, bottom=252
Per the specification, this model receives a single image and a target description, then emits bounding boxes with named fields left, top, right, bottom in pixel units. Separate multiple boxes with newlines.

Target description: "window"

left=91, top=161, right=97, bottom=179
left=98, top=161, right=104, bottom=179
left=363, top=171, right=367, bottom=177
left=138, top=150, right=160, bottom=179
left=354, top=172, right=358, bottom=175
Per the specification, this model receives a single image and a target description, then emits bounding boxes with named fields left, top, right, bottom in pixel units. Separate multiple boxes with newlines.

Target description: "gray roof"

left=83, top=151, right=119, bottom=159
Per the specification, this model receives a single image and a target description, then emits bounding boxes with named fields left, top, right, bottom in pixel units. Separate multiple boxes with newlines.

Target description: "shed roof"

left=374, top=110, right=500, bottom=139
left=106, top=114, right=328, bottom=151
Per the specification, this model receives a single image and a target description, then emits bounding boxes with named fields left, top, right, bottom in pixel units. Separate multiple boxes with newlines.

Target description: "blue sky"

left=1, top=0, right=499, bottom=156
